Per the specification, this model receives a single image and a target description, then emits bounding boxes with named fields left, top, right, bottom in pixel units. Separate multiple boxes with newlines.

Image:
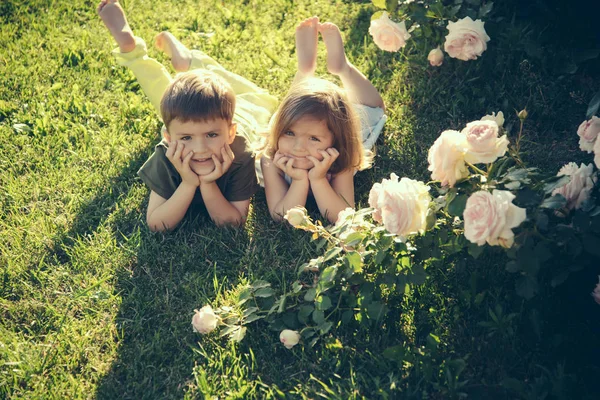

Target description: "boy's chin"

left=191, top=163, right=216, bottom=176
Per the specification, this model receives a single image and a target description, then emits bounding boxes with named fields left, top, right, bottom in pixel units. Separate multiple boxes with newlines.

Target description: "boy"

left=97, top=0, right=277, bottom=231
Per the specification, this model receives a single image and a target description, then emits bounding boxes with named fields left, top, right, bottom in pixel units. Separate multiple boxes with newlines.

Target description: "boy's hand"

left=307, top=148, right=338, bottom=182
left=166, top=140, right=199, bottom=188
left=199, top=143, right=235, bottom=184
left=274, top=151, right=308, bottom=181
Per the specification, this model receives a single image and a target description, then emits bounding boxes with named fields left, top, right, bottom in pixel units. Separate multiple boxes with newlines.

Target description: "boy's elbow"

left=146, top=216, right=171, bottom=232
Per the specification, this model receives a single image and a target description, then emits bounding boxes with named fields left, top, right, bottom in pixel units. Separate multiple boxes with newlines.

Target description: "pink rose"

left=444, top=17, right=490, bottom=61
left=279, top=329, right=301, bottom=349
left=462, top=120, right=509, bottom=164
left=481, top=111, right=505, bottom=127
left=369, top=12, right=411, bottom=52
left=427, top=48, right=444, bottom=66
left=577, top=116, right=600, bottom=153
left=552, top=163, right=596, bottom=210
left=427, top=130, right=469, bottom=187
left=463, top=190, right=527, bottom=248
left=368, top=173, right=431, bottom=238
left=192, top=305, right=218, bottom=334
left=592, top=276, right=600, bottom=305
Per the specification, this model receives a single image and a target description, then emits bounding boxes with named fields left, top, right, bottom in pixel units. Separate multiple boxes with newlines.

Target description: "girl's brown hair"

left=265, top=78, right=371, bottom=174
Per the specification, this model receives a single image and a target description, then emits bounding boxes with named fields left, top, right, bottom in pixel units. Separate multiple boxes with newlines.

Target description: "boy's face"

left=277, top=116, right=335, bottom=170
left=165, top=118, right=236, bottom=176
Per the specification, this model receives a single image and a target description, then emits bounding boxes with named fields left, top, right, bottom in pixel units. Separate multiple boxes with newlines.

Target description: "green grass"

left=1, top=0, right=599, bottom=398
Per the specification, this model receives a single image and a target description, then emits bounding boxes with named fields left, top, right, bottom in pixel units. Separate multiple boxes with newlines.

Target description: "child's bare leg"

left=292, top=16, right=319, bottom=85
left=97, top=0, right=136, bottom=53
left=155, top=32, right=192, bottom=73
left=319, top=22, right=385, bottom=109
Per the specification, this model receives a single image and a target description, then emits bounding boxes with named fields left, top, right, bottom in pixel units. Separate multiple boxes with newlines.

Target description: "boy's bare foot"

left=97, top=0, right=136, bottom=53
left=154, top=32, right=192, bottom=72
left=295, top=16, right=319, bottom=77
left=319, top=22, right=349, bottom=75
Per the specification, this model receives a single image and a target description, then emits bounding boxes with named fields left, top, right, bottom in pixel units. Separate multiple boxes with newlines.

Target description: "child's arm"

left=146, top=186, right=196, bottom=231
left=310, top=169, right=354, bottom=224
left=145, top=142, right=198, bottom=231
left=262, top=155, right=310, bottom=221
left=199, top=144, right=247, bottom=226
left=308, top=148, right=354, bottom=223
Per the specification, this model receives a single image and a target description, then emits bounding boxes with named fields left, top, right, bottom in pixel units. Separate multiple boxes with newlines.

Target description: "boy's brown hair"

left=160, top=70, right=236, bottom=128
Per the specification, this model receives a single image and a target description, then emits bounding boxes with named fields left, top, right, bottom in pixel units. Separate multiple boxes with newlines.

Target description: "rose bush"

left=427, top=48, right=444, bottom=66
left=577, top=116, right=600, bottom=153
left=462, top=120, right=509, bottom=164
left=552, top=163, right=596, bottom=211
left=192, top=305, right=219, bottom=334
left=427, top=130, right=469, bottom=187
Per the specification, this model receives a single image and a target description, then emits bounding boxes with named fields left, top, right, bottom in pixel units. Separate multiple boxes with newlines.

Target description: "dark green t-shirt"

left=137, top=135, right=259, bottom=213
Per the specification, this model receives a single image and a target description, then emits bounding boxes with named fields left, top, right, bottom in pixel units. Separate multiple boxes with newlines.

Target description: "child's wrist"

left=180, top=180, right=198, bottom=191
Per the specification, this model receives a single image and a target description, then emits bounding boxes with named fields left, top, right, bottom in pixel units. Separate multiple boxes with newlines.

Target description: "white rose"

left=369, top=12, right=411, bottom=52
left=594, top=135, right=600, bottom=169
left=444, top=17, right=490, bottom=61
left=284, top=206, right=308, bottom=227
left=427, top=48, right=444, bottom=67
left=592, top=276, right=600, bottom=305
left=192, top=305, right=218, bottom=334
left=463, top=190, right=526, bottom=248
left=368, top=173, right=431, bottom=238
left=279, top=329, right=301, bottom=349
left=552, top=162, right=596, bottom=210
left=481, top=111, right=505, bottom=127
left=427, top=130, right=469, bottom=187
left=462, top=120, right=509, bottom=164
left=577, top=116, right=600, bottom=153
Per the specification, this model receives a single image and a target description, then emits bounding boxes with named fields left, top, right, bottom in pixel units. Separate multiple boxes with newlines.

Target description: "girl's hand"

left=273, top=151, right=308, bottom=182
left=199, top=143, right=235, bottom=184
left=166, top=140, right=199, bottom=188
left=307, top=148, right=339, bottom=182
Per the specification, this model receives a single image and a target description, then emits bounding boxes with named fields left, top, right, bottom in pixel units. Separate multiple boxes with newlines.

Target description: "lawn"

left=1, top=0, right=599, bottom=398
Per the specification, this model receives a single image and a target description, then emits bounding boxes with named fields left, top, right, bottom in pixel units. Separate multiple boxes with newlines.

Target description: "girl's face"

left=277, top=116, right=335, bottom=170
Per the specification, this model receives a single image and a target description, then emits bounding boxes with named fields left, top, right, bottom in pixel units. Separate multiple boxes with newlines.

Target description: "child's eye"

left=310, top=136, right=321, bottom=142
left=207, top=132, right=219, bottom=138
left=284, top=130, right=295, bottom=136
left=181, top=136, right=192, bottom=141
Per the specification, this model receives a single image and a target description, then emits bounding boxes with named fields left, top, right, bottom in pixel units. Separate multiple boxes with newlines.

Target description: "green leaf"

left=371, top=10, right=385, bottom=21
left=229, top=326, right=246, bottom=342
left=540, top=194, right=567, bottom=209
left=372, top=0, right=386, bottom=9
left=543, top=175, right=570, bottom=194
left=315, top=295, right=332, bottom=311
left=344, top=232, right=364, bottom=247
left=409, top=264, right=427, bottom=285
left=254, top=287, right=275, bottom=298
left=277, top=294, right=287, bottom=313
left=447, top=194, right=468, bottom=217
left=385, top=0, right=398, bottom=13
left=550, top=270, right=570, bottom=287
left=426, top=333, right=440, bottom=351
left=468, top=243, right=484, bottom=259
left=345, top=252, right=363, bottom=274
left=318, top=321, right=333, bottom=335
left=586, top=90, right=600, bottom=119
left=341, top=310, right=353, bottom=325
left=367, top=301, right=386, bottom=321
left=515, top=276, right=538, bottom=299
left=505, top=261, right=519, bottom=273
left=478, top=1, right=493, bottom=17
left=244, top=313, right=264, bottom=324
left=582, top=234, right=600, bottom=258
left=504, top=181, right=521, bottom=190
left=304, top=288, right=317, bottom=302
left=298, top=305, right=314, bottom=324
left=251, top=280, right=271, bottom=289
left=383, top=345, right=405, bottom=361
left=323, top=247, right=343, bottom=262
left=243, top=307, right=258, bottom=317
left=320, top=266, right=338, bottom=283
left=313, top=309, right=325, bottom=325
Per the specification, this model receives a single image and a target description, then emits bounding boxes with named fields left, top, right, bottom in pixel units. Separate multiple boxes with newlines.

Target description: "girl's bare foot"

left=97, top=0, right=136, bottom=53
left=154, top=32, right=192, bottom=72
left=295, top=16, right=319, bottom=77
left=318, top=22, right=349, bottom=75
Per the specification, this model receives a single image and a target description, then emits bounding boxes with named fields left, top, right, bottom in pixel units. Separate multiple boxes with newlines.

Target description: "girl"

left=260, top=17, right=387, bottom=223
